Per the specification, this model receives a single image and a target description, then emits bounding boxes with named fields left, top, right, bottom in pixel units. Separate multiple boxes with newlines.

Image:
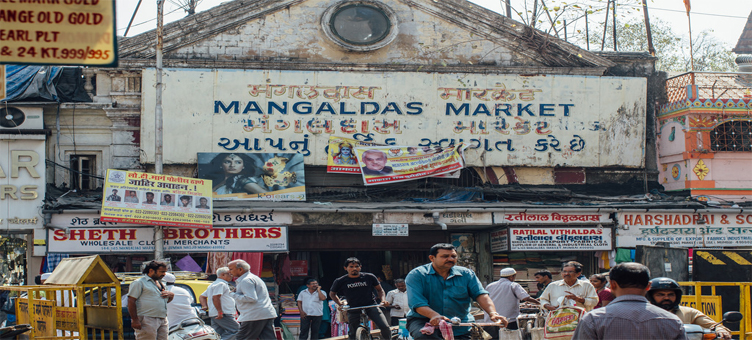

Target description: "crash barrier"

left=0, top=283, right=123, bottom=340
left=678, top=281, right=751, bottom=340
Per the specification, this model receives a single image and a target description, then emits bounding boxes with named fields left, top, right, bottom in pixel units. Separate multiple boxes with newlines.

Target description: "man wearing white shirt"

left=200, top=267, right=239, bottom=340
left=163, top=273, right=199, bottom=329
left=296, top=278, right=326, bottom=340
left=539, top=261, right=598, bottom=312
left=228, top=259, right=277, bottom=340
left=383, top=278, right=408, bottom=326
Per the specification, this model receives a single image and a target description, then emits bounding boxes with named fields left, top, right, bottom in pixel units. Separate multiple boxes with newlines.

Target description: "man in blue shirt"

left=406, top=243, right=507, bottom=339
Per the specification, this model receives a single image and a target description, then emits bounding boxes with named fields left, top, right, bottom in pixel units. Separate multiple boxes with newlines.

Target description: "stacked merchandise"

left=508, top=252, right=527, bottom=266
left=280, top=294, right=300, bottom=335
left=541, top=254, right=562, bottom=267
left=491, top=254, right=510, bottom=280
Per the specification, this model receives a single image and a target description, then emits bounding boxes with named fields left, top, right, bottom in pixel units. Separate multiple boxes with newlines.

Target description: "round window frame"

left=322, top=1, right=398, bottom=52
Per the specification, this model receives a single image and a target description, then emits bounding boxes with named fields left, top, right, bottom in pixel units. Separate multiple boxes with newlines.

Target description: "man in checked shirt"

left=571, top=262, right=686, bottom=340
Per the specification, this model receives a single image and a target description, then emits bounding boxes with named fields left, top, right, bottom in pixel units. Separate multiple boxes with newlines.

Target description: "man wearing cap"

left=483, top=268, right=540, bottom=339
left=164, top=273, right=199, bottom=329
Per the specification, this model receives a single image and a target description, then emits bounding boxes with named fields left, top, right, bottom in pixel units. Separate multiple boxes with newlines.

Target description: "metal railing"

left=666, top=72, right=752, bottom=104
left=678, top=281, right=751, bottom=340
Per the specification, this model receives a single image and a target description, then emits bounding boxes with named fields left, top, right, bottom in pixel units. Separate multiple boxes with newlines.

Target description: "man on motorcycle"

left=646, top=277, right=731, bottom=340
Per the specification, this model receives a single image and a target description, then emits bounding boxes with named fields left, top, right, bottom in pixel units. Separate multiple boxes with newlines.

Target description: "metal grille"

left=710, top=120, right=752, bottom=152
left=666, top=72, right=752, bottom=103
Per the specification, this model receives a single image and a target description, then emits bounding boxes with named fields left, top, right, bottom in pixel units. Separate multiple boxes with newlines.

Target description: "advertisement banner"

left=509, top=227, right=612, bottom=251
left=47, top=226, right=289, bottom=253
left=100, top=170, right=213, bottom=228
left=495, top=212, right=610, bottom=225
left=141, top=70, right=646, bottom=168
left=354, top=144, right=465, bottom=185
left=490, top=229, right=509, bottom=253
left=197, top=152, right=305, bottom=201
left=327, top=136, right=382, bottom=174
left=616, top=212, right=752, bottom=248
left=0, top=1, right=117, bottom=66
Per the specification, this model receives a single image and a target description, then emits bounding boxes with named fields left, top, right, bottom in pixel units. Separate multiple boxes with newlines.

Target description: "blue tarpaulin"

left=3, top=65, right=91, bottom=103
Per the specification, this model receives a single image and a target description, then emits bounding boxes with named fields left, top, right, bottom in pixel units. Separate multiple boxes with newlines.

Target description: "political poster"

left=327, top=136, right=383, bottom=174
left=354, top=144, right=465, bottom=185
left=100, top=170, right=213, bottom=228
left=197, top=152, right=305, bottom=201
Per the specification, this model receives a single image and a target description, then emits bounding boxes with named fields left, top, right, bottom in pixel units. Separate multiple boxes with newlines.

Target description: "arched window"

left=710, top=120, right=752, bottom=152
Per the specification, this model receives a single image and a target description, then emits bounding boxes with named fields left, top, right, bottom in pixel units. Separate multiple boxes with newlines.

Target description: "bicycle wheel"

left=356, top=326, right=371, bottom=340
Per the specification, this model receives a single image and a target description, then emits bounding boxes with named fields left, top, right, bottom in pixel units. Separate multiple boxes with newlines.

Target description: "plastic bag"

left=543, top=304, right=584, bottom=340
left=500, top=328, right=522, bottom=340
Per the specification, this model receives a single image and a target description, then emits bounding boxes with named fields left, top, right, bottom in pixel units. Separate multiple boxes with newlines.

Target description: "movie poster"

left=197, top=153, right=306, bottom=201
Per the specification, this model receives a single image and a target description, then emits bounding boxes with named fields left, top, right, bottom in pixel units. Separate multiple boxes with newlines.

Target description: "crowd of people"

left=125, top=244, right=729, bottom=340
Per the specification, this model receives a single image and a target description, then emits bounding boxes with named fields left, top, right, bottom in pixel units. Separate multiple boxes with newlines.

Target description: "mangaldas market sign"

left=47, top=226, right=289, bottom=253
left=141, top=69, right=646, bottom=168
left=509, top=227, right=612, bottom=251
left=616, top=212, right=752, bottom=248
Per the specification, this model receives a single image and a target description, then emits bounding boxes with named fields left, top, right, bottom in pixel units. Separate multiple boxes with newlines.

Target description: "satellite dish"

left=0, top=107, right=26, bottom=128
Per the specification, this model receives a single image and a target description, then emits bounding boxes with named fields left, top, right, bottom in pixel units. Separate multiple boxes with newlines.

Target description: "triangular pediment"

left=119, top=0, right=613, bottom=70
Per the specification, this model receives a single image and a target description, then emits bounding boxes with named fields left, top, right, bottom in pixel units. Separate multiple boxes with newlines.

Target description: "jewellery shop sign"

left=46, top=226, right=289, bottom=253
left=617, top=212, right=752, bottom=248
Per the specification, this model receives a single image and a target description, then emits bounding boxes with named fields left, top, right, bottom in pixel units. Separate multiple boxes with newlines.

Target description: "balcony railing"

left=666, top=71, right=752, bottom=104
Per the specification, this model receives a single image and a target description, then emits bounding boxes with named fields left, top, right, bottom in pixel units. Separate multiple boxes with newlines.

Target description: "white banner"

left=141, top=69, right=646, bottom=168
left=47, top=226, right=288, bottom=253
left=616, top=212, right=752, bottom=248
left=495, top=211, right=610, bottom=225
left=372, top=224, right=409, bottom=236
left=490, top=229, right=509, bottom=252
left=509, top=227, right=612, bottom=251
left=50, top=212, right=292, bottom=227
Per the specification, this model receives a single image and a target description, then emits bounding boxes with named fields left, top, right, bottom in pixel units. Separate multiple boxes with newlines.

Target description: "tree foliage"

left=503, top=1, right=737, bottom=72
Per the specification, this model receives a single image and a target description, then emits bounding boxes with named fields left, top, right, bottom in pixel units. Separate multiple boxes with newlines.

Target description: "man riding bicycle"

left=330, top=257, right=392, bottom=340
left=406, top=243, right=507, bottom=339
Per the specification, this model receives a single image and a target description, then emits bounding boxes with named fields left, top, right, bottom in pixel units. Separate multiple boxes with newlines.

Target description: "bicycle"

left=450, top=317, right=506, bottom=340
left=342, top=304, right=398, bottom=340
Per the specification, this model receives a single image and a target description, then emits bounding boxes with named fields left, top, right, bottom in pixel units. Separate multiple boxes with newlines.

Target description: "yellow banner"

left=101, top=170, right=213, bottom=228
left=326, top=136, right=383, bottom=174
left=0, top=1, right=117, bottom=66
left=681, top=295, right=722, bottom=322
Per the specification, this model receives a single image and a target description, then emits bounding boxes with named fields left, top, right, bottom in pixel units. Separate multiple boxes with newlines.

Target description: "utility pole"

left=154, top=0, right=165, bottom=261
left=642, top=0, right=656, bottom=56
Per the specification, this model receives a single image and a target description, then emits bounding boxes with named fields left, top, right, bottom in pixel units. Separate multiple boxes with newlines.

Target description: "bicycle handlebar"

left=341, top=304, right=381, bottom=311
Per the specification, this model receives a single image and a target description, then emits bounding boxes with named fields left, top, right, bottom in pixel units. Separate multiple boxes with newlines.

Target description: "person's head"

left=394, top=278, right=406, bottom=292
left=499, top=268, right=517, bottom=281
left=646, top=277, right=683, bottom=311
left=163, top=194, right=172, bottom=202
left=534, top=270, right=552, bottom=285
left=210, top=153, right=255, bottom=178
left=228, top=259, right=250, bottom=278
left=428, top=243, right=457, bottom=272
left=216, top=267, right=233, bottom=282
left=562, top=261, right=583, bottom=283
left=145, top=192, right=155, bottom=201
left=589, top=274, right=608, bottom=290
left=163, top=272, right=176, bottom=285
left=128, top=191, right=137, bottom=197
left=344, top=257, right=362, bottom=277
left=337, top=143, right=353, bottom=156
left=608, top=262, right=651, bottom=297
left=407, top=147, right=417, bottom=154
left=362, top=149, right=388, bottom=171
left=221, top=153, right=245, bottom=174
left=199, top=197, right=208, bottom=206
left=306, top=278, right=319, bottom=291
left=180, top=195, right=191, bottom=206
left=142, top=260, right=168, bottom=281
left=112, top=189, right=118, bottom=194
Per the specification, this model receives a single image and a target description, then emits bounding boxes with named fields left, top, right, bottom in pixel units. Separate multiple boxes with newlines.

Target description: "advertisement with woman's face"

left=197, top=152, right=306, bottom=201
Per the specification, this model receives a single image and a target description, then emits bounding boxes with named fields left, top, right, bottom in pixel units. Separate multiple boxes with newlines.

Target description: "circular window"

left=322, top=1, right=398, bottom=51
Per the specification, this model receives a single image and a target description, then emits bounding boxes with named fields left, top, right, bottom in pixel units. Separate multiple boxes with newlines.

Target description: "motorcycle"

left=683, top=311, right=742, bottom=340
left=168, top=317, right=220, bottom=340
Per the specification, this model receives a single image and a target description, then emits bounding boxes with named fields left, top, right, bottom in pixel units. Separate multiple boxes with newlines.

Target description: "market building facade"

left=4, top=0, right=751, bottom=301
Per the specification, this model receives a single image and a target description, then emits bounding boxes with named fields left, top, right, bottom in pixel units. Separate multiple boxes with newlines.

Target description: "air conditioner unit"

left=0, top=106, right=43, bottom=130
